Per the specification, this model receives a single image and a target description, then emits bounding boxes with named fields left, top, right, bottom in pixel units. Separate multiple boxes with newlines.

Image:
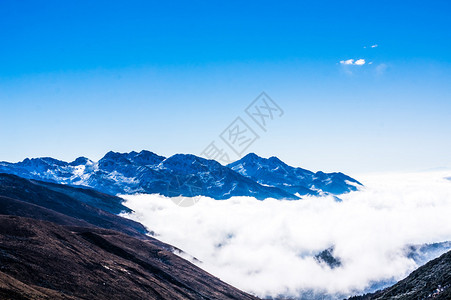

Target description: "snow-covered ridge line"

left=0, top=150, right=362, bottom=200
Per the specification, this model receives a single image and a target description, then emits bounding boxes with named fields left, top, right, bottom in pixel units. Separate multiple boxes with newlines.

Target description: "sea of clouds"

left=121, top=171, right=451, bottom=299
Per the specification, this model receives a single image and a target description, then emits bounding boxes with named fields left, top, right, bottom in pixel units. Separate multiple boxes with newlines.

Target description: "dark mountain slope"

left=0, top=196, right=92, bottom=228
left=0, top=173, right=147, bottom=238
left=0, top=215, right=259, bottom=300
left=31, top=179, right=132, bottom=214
left=350, top=249, right=451, bottom=299
left=0, top=271, right=75, bottom=300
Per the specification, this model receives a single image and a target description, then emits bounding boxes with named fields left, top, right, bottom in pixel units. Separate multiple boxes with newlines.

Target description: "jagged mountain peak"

left=228, top=153, right=362, bottom=196
left=240, top=152, right=260, bottom=161
left=231, top=153, right=289, bottom=169
left=160, top=153, right=222, bottom=173
left=268, top=155, right=285, bottom=163
left=98, top=150, right=165, bottom=167
left=69, top=156, right=92, bottom=166
left=135, top=149, right=165, bottom=159
left=20, top=157, right=67, bottom=166
left=129, top=150, right=165, bottom=165
left=100, top=150, right=130, bottom=161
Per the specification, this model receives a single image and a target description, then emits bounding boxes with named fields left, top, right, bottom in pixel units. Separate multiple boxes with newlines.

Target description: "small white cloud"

left=354, top=59, right=366, bottom=65
left=340, top=59, right=355, bottom=65
left=368, top=62, right=373, bottom=65
left=340, top=58, right=365, bottom=66
left=371, top=44, right=378, bottom=48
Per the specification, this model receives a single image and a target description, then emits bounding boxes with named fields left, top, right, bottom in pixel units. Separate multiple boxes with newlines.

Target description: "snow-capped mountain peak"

left=0, top=150, right=361, bottom=199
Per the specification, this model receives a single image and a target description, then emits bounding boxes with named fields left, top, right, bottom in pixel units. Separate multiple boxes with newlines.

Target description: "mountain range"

left=0, top=150, right=362, bottom=200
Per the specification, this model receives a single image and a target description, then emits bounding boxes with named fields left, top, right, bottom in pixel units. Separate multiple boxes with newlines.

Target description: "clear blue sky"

left=1, top=0, right=450, bottom=174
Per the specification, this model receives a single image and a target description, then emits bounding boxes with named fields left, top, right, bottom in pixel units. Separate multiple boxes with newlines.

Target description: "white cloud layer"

left=122, top=171, right=451, bottom=299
